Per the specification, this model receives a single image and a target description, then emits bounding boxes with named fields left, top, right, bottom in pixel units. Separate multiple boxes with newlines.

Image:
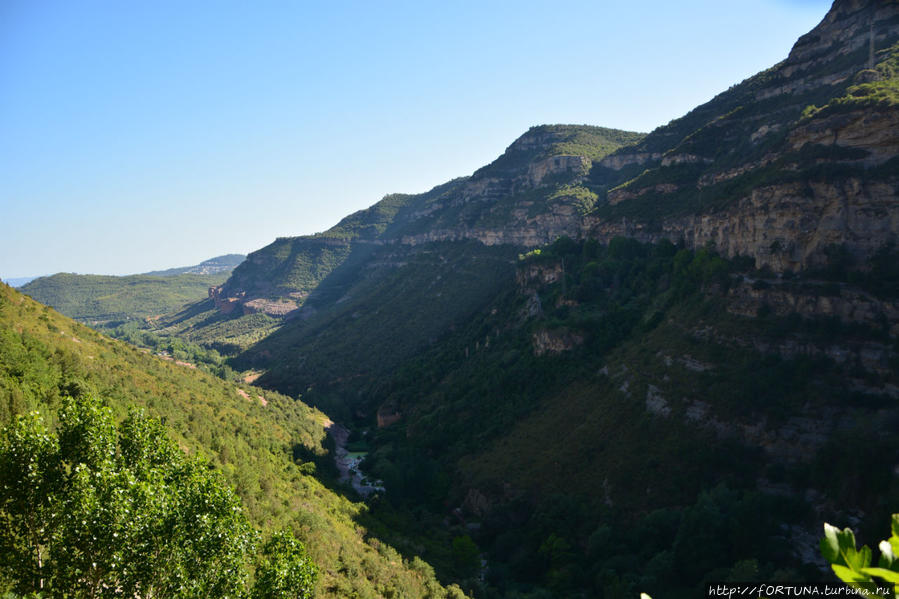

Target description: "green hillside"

left=0, top=282, right=465, bottom=598
left=268, top=236, right=899, bottom=597
left=29, top=2, right=899, bottom=597
left=20, top=272, right=229, bottom=324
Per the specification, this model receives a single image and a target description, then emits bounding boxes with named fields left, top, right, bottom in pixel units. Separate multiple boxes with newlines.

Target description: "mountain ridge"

left=200, top=0, right=897, bottom=329
left=20, top=254, right=245, bottom=324
left=18, top=2, right=899, bottom=595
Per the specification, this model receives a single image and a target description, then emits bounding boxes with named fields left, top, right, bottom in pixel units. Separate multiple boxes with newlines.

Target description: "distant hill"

left=143, top=253, right=245, bottom=276
left=20, top=254, right=245, bottom=324
left=20, top=271, right=230, bottom=324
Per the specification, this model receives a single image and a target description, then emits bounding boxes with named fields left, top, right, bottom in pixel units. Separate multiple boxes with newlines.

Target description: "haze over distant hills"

left=3, top=276, right=41, bottom=288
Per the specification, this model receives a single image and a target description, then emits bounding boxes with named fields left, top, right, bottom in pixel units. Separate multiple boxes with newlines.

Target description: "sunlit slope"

left=0, top=282, right=464, bottom=598
left=20, top=271, right=230, bottom=323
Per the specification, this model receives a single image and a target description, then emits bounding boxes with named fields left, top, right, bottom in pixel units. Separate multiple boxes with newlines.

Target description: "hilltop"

left=20, top=254, right=245, bottom=324
left=143, top=253, right=246, bottom=277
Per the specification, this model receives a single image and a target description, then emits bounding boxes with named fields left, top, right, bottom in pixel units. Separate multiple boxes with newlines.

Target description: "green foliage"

left=0, top=283, right=466, bottom=598
left=20, top=271, right=230, bottom=323
left=803, top=43, right=899, bottom=119
left=0, top=396, right=255, bottom=598
left=148, top=303, right=282, bottom=353
left=821, top=515, right=899, bottom=598
left=548, top=185, right=599, bottom=214
left=280, top=234, right=889, bottom=598
left=247, top=241, right=520, bottom=413
left=253, top=529, right=318, bottom=599
left=317, top=193, right=415, bottom=241
left=451, top=535, right=480, bottom=579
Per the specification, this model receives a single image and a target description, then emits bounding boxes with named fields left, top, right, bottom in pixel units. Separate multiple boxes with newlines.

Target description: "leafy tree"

left=252, top=529, right=318, bottom=599
left=0, top=395, right=256, bottom=598
left=0, top=411, right=59, bottom=594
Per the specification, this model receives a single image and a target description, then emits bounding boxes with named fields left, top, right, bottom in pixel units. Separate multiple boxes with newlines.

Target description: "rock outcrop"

left=584, top=0, right=899, bottom=271
left=207, top=0, right=899, bottom=327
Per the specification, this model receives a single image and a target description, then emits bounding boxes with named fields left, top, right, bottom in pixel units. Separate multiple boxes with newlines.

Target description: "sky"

left=1, top=0, right=832, bottom=278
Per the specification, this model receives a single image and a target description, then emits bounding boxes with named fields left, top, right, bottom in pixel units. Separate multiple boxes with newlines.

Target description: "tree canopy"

left=0, top=394, right=316, bottom=598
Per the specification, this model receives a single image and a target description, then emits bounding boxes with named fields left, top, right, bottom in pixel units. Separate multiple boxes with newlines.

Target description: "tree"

left=0, top=410, right=59, bottom=594
left=0, top=395, right=256, bottom=598
left=252, top=529, right=318, bottom=599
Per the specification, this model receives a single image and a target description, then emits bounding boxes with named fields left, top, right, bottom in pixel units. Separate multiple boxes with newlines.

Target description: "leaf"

left=832, top=564, right=872, bottom=584
left=823, top=523, right=842, bottom=564
left=861, top=567, right=899, bottom=584
left=891, top=514, right=899, bottom=540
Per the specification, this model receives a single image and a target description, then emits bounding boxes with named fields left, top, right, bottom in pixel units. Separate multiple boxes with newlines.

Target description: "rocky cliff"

left=587, top=0, right=899, bottom=270
left=210, top=1, right=898, bottom=321
left=209, top=125, right=642, bottom=316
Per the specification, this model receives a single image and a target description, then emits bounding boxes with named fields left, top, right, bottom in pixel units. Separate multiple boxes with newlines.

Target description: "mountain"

left=585, top=0, right=899, bottom=271
left=143, top=253, right=246, bottom=277
left=105, top=1, right=899, bottom=596
left=146, top=125, right=644, bottom=352
left=174, top=1, right=897, bottom=354
left=0, top=281, right=465, bottom=598
left=20, top=254, right=245, bottom=324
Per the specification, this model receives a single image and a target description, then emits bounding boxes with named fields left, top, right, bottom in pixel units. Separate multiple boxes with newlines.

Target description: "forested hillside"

left=0, top=282, right=464, bottom=598
left=12, top=1, right=899, bottom=597
left=20, top=272, right=229, bottom=324
left=18, top=254, right=246, bottom=326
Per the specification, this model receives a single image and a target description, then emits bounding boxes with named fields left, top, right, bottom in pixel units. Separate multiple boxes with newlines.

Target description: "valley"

left=3, top=0, right=899, bottom=597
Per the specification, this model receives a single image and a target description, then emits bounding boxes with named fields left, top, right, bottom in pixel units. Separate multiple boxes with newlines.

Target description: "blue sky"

left=1, top=0, right=831, bottom=278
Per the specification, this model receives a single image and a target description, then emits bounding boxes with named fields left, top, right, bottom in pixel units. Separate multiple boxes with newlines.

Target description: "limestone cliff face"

left=209, top=125, right=638, bottom=316
left=788, top=108, right=899, bottom=166
left=210, top=0, right=899, bottom=321
left=585, top=0, right=899, bottom=272
left=726, top=277, right=899, bottom=337
left=531, top=328, right=584, bottom=356
left=588, top=176, right=899, bottom=272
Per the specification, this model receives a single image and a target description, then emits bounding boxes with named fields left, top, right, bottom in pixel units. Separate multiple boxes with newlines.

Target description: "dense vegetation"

left=20, top=271, right=230, bottom=324
left=805, top=41, right=899, bottom=118
left=0, top=282, right=464, bottom=598
left=0, top=396, right=315, bottom=598
left=243, top=241, right=521, bottom=415
left=253, top=236, right=898, bottom=598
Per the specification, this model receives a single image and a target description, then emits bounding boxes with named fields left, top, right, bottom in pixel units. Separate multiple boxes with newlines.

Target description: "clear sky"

left=1, top=0, right=832, bottom=278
